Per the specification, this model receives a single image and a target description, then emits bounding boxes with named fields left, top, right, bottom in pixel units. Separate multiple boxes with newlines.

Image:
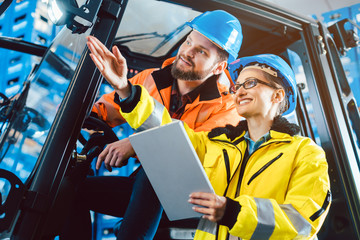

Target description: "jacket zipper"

left=235, top=147, right=250, bottom=196
left=247, top=153, right=283, bottom=185
left=223, top=149, right=231, bottom=184
left=210, top=138, right=244, bottom=196
left=236, top=140, right=289, bottom=193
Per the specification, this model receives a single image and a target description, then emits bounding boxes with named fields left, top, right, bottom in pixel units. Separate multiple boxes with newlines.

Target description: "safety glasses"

left=229, top=78, right=279, bottom=94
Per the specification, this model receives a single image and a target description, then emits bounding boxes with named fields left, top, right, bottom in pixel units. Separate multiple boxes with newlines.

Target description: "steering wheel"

left=79, top=115, right=119, bottom=155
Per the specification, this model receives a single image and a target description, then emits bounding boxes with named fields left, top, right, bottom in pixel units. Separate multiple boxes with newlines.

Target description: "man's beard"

left=171, top=56, right=214, bottom=81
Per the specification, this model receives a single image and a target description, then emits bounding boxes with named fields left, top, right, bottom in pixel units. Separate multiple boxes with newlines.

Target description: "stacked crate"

left=0, top=0, right=57, bottom=96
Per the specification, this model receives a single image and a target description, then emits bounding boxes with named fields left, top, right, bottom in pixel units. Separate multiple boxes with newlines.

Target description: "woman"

left=101, top=53, right=331, bottom=239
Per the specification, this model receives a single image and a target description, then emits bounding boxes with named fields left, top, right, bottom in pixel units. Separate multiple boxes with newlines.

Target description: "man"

left=61, top=10, right=243, bottom=240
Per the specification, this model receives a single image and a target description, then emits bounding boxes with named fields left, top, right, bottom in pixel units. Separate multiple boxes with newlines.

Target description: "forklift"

left=0, top=0, right=359, bottom=239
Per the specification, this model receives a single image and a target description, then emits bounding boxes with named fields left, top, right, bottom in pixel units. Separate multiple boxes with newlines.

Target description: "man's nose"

left=184, top=47, right=195, bottom=58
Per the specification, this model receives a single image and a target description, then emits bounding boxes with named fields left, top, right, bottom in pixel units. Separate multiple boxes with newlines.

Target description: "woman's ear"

left=272, top=89, right=285, bottom=103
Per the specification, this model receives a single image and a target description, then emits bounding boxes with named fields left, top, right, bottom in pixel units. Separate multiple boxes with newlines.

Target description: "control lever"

left=67, top=146, right=102, bottom=183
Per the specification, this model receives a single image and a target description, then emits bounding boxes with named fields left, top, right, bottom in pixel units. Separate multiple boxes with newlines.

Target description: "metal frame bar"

left=11, top=0, right=129, bottom=239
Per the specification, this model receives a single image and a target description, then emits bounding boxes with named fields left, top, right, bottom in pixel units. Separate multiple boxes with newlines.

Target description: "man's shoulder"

left=161, top=57, right=176, bottom=68
left=129, top=68, right=158, bottom=85
left=130, top=57, right=175, bottom=83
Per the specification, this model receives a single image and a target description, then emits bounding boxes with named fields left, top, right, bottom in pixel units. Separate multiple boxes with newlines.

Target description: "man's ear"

left=272, top=89, right=285, bottom=103
left=213, top=61, right=227, bottom=75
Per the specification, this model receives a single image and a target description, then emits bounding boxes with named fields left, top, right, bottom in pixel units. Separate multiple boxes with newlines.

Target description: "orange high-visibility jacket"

left=92, top=57, right=241, bottom=131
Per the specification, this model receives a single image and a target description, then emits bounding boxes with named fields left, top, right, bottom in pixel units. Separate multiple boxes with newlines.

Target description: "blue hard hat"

left=228, top=54, right=297, bottom=115
left=186, top=10, right=243, bottom=63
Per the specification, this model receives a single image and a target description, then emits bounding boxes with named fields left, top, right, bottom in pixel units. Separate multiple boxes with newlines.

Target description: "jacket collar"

left=151, top=63, right=222, bottom=101
left=208, top=116, right=301, bottom=141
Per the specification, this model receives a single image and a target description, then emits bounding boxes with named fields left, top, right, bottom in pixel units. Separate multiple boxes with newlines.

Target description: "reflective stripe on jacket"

left=120, top=85, right=331, bottom=240
left=92, top=57, right=241, bottom=131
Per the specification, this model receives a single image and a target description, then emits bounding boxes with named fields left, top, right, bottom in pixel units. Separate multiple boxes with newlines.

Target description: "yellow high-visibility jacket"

left=120, top=85, right=331, bottom=240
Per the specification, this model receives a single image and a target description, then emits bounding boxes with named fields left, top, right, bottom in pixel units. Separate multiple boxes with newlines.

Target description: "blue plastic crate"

left=0, top=49, right=5, bottom=92
left=0, top=14, right=7, bottom=35
left=0, top=1, right=13, bottom=36
left=31, top=1, right=60, bottom=45
left=11, top=1, right=36, bottom=39
left=0, top=0, right=57, bottom=92
left=1, top=50, right=32, bottom=95
left=0, top=0, right=37, bottom=94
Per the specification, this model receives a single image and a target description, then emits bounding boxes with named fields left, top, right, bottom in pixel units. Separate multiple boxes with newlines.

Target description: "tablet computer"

left=129, top=120, right=214, bottom=221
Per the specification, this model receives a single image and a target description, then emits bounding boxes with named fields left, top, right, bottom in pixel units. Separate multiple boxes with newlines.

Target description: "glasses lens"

left=244, top=79, right=257, bottom=89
